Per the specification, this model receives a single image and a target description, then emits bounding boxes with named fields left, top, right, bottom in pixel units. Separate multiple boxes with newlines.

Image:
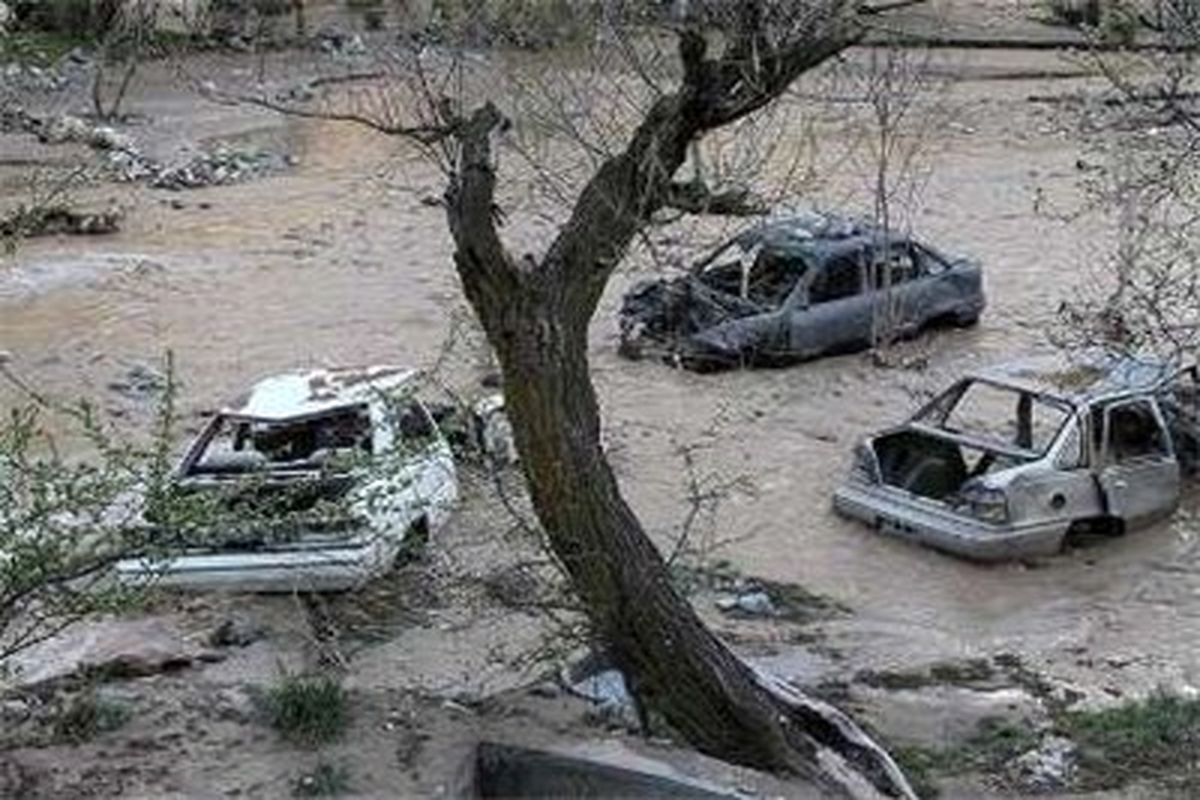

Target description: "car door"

left=1095, top=397, right=1181, bottom=528
left=788, top=252, right=873, bottom=355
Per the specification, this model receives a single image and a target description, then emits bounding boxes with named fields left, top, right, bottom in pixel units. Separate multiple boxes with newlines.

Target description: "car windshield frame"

left=911, top=377, right=1075, bottom=459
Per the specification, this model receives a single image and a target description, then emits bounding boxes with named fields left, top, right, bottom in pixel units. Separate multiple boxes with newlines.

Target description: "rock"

left=715, top=590, right=777, bottom=618
left=107, top=363, right=166, bottom=401
left=3, top=616, right=210, bottom=691
left=41, top=114, right=93, bottom=145
left=0, top=698, right=31, bottom=723
left=211, top=687, right=257, bottom=723
left=0, top=2, right=11, bottom=34
left=1009, top=735, right=1077, bottom=792
left=207, top=615, right=265, bottom=648
left=475, top=395, right=517, bottom=466
left=562, top=654, right=640, bottom=732
left=89, top=126, right=135, bottom=152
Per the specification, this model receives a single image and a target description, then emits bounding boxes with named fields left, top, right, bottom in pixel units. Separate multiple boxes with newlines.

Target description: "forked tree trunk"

left=438, top=10, right=917, bottom=798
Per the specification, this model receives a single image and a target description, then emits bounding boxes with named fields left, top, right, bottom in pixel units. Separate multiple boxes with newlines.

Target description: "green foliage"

left=0, top=31, right=89, bottom=66
left=1037, top=0, right=1101, bottom=27
left=52, top=691, right=132, bottom=743
left=12, top=0, right=122, bottom=38
left=261, top=673, right=349, bottom=746
left=293, top=762, right=351, bottom=797
left=1098, top=1, right=1139, bottom=46
left=0, top=362, right=176, bottom=664
left=1060, top=690, right=1200, bottom=790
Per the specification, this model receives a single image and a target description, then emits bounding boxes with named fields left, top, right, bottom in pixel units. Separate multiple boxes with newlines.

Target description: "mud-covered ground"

left=2, top=10, right=1198, bottom=798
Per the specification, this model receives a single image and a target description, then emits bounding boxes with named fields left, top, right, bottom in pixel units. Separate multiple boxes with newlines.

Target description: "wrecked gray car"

left=834, top=353, right=1200, bottom=560
left=619, top=214, right=985, bottom=370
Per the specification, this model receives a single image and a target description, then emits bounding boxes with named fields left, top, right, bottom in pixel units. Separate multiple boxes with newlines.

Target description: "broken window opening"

left=919, top=379, right=1070, bottom=457
left=188, top=405, right=374, bottom=477
left=1100, top=401, right=1170, bottom=464
left=700, top=249, right=807, bottom=309
left=810, top=254, right=863, bottom=304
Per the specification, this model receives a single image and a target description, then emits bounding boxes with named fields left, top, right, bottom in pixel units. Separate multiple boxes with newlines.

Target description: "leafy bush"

left=12, top=0, right=122, bottom=38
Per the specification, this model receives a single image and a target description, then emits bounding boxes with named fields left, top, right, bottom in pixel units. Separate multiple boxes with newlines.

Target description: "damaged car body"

left=116, top=366, right=459, bottom=592
left=618, top=214, right=984, bottom=370
left=834, top=354, right=1200, bottom=560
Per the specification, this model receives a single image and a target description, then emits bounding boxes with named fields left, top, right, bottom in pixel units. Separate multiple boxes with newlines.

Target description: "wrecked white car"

left=834, top=354, right=1200, bottom=560
left=116, top=366, right=458, bottom=592
left=619, top=213, right=984, bottom=370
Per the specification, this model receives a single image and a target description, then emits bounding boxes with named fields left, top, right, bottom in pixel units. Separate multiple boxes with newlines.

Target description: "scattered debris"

left=6, top=110, right=293, bottom=190
left=315, top=28, right=368, bottom=58
left=0, top=62, right=70, bottom=93
left=0, top=203, right=122, bottom=239
left=1008, top=735, right=1077, bottom=792
left=715, top=590, right=777, bottom=618
left=561, top=652, right=640, bottom=732
left=207, top=614, right=266, bottom=648
left=138, top=145, right=294, bottom=190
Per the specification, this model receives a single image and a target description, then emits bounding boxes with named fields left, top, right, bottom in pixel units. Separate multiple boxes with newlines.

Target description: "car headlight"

left=849, top=443, right=879, bottom=483
left=956, top=485, right=1008, bottom=524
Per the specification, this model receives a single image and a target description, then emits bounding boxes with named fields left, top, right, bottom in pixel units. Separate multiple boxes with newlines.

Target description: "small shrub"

left=293, top=762, right=351, bottom=797
left=52, top=693, right=131, bottom=743
left=1060, top=690, right=1200, bottom=790
left=261, top=673, right=348, bottom=745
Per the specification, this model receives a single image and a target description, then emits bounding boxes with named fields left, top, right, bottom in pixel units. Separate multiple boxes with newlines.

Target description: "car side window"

left=810, top=255, right=863, bottom=303
left=870, top=244, right=918, bottom=290
left=1102, top=400, right=1170, bottom=463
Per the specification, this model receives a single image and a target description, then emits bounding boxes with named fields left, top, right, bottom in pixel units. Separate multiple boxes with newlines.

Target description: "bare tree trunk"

left=444, top=77, right=914, bottom=797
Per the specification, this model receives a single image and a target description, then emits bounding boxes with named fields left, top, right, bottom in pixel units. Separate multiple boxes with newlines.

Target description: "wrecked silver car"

left=619, top=214, right=984, bottom=370
left=116, top=366, right=459, bottom=592
left=834, top=354, right=1200, bottom=560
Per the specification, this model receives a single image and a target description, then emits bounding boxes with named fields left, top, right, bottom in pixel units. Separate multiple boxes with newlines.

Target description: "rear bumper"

left=115, top=537, right=395, bottom=593
left=833, top=482, right=1065, bottom=561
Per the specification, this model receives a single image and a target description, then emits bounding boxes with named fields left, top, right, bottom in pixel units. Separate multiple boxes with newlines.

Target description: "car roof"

left=967, top=352, right=1186, bottom=405
left=221, top=365, right=419, bottom=421
left=731, top=212, right=905, bottom=265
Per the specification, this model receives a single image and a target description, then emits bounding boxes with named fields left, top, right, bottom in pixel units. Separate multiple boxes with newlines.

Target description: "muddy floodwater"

left=3, top=42, right=1199, bottom=737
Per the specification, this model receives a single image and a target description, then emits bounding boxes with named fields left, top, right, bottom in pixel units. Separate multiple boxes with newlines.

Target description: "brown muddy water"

left=1, top=45, right=1197, bottom=707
